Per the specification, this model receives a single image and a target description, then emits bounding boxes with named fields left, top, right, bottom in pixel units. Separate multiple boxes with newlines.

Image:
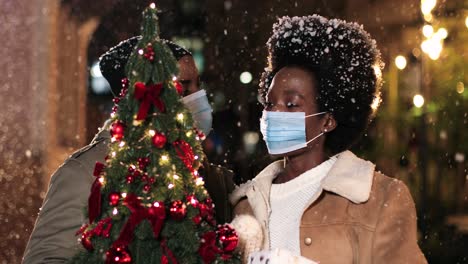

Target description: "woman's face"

left=265, top=66, right=329, bottom=157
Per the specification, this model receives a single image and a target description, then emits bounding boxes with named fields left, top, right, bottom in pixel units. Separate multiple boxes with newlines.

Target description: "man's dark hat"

left=99, top=36, right=191, bottom=91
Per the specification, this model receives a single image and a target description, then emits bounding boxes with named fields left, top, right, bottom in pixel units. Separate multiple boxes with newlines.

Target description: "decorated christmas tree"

left=70, top=4, right=240, bottom=264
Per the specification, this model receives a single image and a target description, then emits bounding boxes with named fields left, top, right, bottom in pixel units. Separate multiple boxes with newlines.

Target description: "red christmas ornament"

left=217, top=224, right=238, bottom=253
left=121, top=78, right=129, bottom=89
left=152, top=132, right=167, bottom=148
left=141, top=43, right=155, bottom=62
left=143, top=184, right=151, bottom=193
left=195, top=128, right=206, bottom=141
left=77, top=218, right=113, bottom=252
left=187, top=195, right=199, bottom=208
left=110, top=121, right=125, bottom=141
left=173, top=81, right=184, bottom=95
left=126, top=175, right=134, bottom=184
left=198, top=231, right=222, bottom=263
left=94, top=218, right=113, bottom=238
left=141, top=173, right=148, bottom=182
left=109, top=192, right=121, bottom=206
left=81, top=233, right=94, bottom=251
left=133, top=170, right=141, bottom=178
left=193, top=215, right=202, bottom=225
left=169, top=200, right=187, bottom=221
left=198, top=199, right=215, bottom=226
left=106, top=245, right=132, bottom=264
left=138, top=157, right=150, bottom=170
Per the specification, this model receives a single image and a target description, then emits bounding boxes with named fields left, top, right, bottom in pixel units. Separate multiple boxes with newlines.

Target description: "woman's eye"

left=286, top=102, right=298, bottom=108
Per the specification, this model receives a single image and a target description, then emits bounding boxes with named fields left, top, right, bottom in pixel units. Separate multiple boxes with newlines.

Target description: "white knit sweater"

left=269, top=157, right=337, bottom=254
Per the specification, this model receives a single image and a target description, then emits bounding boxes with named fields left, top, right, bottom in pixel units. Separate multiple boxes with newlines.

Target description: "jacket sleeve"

left=22, top=159, right=94, bottom=264
left=371, top=180, right=427, bottom=263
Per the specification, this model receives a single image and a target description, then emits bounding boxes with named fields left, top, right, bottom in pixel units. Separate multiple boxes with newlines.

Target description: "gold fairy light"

left=160, top=155, right=169, bottom=163
left=195, top=177, right=204, bottom=186
left=177, top=113, right=184, bottom=121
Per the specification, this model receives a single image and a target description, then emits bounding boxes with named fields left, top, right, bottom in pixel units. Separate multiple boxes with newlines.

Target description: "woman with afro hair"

left=230, top=15, right=427, bottom=264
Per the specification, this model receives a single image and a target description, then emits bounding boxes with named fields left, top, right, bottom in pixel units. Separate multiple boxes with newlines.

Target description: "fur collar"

left=230, top=151, right=375, bottom=205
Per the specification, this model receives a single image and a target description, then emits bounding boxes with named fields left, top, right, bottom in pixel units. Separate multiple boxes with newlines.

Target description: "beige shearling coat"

left=230, top=151, right=427, bottom=264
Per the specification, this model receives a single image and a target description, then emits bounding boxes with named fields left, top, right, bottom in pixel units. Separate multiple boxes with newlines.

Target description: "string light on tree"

left=160, top=155, right=169, bottom=163
left=177, top=113, right=184, bottom=121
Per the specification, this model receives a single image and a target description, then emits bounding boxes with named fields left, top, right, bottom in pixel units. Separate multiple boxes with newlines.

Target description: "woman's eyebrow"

left=284, top=89, right=305, bottom=99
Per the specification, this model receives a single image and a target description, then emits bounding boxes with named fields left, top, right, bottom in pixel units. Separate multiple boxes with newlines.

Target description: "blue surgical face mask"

left=181, top=89, right=213, bottom=137
left=260, top=110, right=327, bottom=155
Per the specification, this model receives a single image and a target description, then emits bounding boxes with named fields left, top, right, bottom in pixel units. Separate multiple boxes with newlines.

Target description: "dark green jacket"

left=23, top=126, right=234, bottom=264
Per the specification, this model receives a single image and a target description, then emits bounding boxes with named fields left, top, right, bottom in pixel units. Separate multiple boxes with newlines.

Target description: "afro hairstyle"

left=99, top=36, right=191, bottom=93
left=259, top=15, right=384, bottom=155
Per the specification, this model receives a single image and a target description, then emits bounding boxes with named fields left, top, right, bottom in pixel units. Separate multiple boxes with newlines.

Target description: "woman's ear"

left=322, top=114, right=337, bottom=133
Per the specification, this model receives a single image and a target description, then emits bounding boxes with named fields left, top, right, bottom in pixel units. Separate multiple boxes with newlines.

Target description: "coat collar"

left=230, top=151, right=375, bottom=205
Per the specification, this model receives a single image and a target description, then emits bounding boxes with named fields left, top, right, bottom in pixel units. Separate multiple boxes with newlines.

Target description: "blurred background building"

left=0, top=0, right=466, bottom=263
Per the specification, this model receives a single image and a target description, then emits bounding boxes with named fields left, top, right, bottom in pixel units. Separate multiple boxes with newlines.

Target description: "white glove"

left=230, top=214, right=263, bottom=263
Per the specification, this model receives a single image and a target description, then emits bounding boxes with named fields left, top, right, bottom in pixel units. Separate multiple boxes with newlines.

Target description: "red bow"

left=77, top=217, right=113, bottom=251
left=88, top=162, right=105, bottom=223
left=161, top=238, right=179, bottom=264
left=134, top=82, right=165, bottom=120
left=198, top=231, right=222, bottom=264
left=112, top=194, right=166, bottom=248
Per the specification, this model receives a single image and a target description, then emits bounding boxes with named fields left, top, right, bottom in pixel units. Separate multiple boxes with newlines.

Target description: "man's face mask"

left=260, top=110, right=326, bottom=155
left=181, top=89, right=213, bottom=137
